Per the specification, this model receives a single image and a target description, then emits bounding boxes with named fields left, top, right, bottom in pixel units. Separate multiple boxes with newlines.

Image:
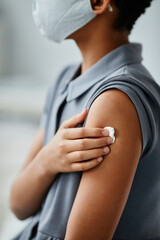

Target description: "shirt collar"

left=59, top=42, right=143, bottom=102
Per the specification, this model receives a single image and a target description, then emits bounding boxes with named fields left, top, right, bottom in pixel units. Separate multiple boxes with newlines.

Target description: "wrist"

left=36, top=145, right=58, bottom=180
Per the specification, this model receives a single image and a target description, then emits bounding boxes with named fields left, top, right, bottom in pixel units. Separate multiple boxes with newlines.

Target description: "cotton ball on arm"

left=103, top=127, right=116, bottom=143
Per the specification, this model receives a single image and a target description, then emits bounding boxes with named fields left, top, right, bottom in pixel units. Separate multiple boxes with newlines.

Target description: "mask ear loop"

left=108, top=4, right=113, bottom=12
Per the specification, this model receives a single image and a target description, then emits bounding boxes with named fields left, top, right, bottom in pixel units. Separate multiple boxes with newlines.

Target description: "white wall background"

left=0, top=0, right=160, bottom=239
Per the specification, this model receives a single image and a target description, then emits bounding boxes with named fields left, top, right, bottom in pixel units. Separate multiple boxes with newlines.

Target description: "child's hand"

left=43, top=109, right=113, bottom=175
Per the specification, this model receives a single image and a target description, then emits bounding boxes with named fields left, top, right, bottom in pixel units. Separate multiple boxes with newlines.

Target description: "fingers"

left=64, top=136, right=113, bottom=152
left=67, top=146, right=110, bottom=163
left=61, top=127, right=109, bottom=140
left=70, top=156, right=104, bottom=172
left=60, top=109, right=88, bottom=129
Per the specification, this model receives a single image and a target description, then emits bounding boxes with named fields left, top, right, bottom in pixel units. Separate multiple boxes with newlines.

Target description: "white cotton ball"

left=103, top=126, right=116, bottom=143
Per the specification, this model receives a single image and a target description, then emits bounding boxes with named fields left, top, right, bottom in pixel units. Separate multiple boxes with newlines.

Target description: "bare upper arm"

left=21, top=127, right=45, bottom=170
left=65, top=89, right=142, bottom=240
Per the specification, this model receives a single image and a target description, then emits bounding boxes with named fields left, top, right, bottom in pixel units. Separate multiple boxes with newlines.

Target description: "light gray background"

left=0, top=0, right=159, bottom=81
left=0, top=0, right=160, bottom=239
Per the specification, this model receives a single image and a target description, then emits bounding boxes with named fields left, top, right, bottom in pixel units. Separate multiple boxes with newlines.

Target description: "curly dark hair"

left=113, top=0, right=153, bottom=33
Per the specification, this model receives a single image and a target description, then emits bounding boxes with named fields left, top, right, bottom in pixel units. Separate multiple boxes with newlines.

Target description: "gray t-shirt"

left=13, top=42, right=160, bottom=240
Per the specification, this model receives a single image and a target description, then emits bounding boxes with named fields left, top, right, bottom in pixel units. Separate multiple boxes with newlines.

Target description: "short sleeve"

left=84, top=78, right=153, bottom=159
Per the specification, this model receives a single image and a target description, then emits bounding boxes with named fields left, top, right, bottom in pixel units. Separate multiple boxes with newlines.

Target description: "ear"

left=91, top=0, right=112, bottom=15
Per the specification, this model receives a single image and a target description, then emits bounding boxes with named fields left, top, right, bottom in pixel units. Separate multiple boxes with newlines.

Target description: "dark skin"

left=9, top=111, right=113, bottom=220
left=10, top=1, right=142, bottom=239
left=64, top=0, right=142, bottom=239
left=67, top=0, right=129, bottom=74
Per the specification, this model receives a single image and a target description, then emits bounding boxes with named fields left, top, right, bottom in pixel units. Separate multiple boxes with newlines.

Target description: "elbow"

left=9, top=196, right=29, bottom=221
left=9, top=184, right=30, bottom=221
left=9, top=200, right=29, bottom=221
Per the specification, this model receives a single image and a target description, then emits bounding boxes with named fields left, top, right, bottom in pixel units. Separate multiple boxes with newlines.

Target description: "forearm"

left=10, top=147, right=57, bottom=220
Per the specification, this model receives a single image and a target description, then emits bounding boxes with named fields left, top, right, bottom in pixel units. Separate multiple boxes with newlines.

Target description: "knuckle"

left=91, top=159, right=98, bottom=167
left=74, top=163, right=85, bottom=171
left=65, top=153, right=71, bottom=163
left=98, top=128, right=102, bottom=136
left=72, top=163, right=81, bottom=171
left=94, top=149, right=100, bottom=156
left=80, top=128, right=85, bottom=137
left=101, top=147, right=105, bottom=154
left=95, top=139, right=101, bottom=147
left=99, top=128, right=102, bottom=136
left=60, top=141, right=65, bottom=148
left=79, top=140, right=85, bottom=149
left=63, top=155, right=70, bottom=165
left=60, top=158, right=65, bottom=166
left=58, top=142, right=65, bottom=153
left=60, top=129, right=66, bottom=138
left=80, top=164, right=85, bottom=171
left=67, top=153, right=73, bottom=163
left=70, top=163, right=75, bottom=171
left=94, top=128, right=99, bottom=135
left=76, top=151, right=83, bottom=160
left=102, top=139, right=107, bottom=146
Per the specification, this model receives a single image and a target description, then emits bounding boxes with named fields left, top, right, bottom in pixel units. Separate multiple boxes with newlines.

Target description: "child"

left=11, top=0, right=160, bottom=239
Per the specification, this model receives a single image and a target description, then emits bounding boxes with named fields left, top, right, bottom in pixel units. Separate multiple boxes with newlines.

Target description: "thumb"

left=60, top=109, right=88, bottom=129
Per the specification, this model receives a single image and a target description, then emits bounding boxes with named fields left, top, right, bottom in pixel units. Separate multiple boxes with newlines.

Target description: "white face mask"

left=32, top=0, right=97, bottom=43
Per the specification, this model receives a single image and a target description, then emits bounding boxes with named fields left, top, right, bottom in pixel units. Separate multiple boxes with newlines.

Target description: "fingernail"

left=97, top=156, right=103, bottom=162
left=102, top=129, right=109, bottom=136
left=107, top=137, right=113, bottom=144
left=104, top=147, right=109, bottom=153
